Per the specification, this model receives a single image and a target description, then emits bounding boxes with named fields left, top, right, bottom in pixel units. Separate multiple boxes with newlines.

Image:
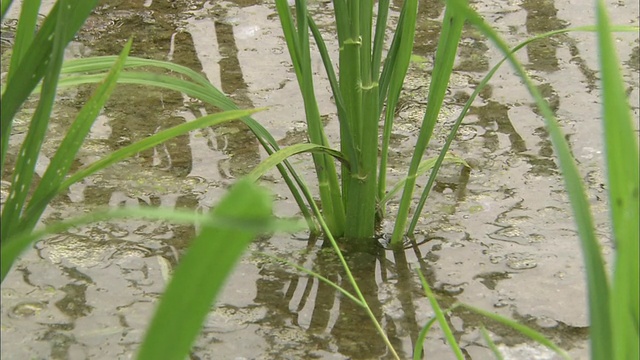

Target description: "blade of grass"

left=1, top=0, right=98, bottom=171
left=137, top=180, right=273, bottom=360
left=303, top=178, right=401, bottom=359
left=371, top=0, right=390, bottom=77
left=60, top=109, right=262, bottom=191
left=414, top=316, right=438, bottom=360
left=595, top=1, right=640, bottom=359
left=378, top=0, right=418, bottom=203
left=258, top=253, right=362, bottom=305
left=480, top=326, right=505, bottom=360
left=416, top=269, right=464, bottom=360
left=1, top=0, right=14, bottom=21
left=1, top=205, right=303, bottom=282
left=56, top=57, right=320, bottom=233
left=17, top=108, right=263, bottom=233
left=413, top=304, right=462, bottom=360
left=406, top=24, right=637, bottom=235
left=6, top=0, right=40, bottom=83
left=308, top=16, right=358, bottom=171
left=381, top=154, right=468, bottom=207
left=246, top=143, right=349, bottom=183
left=276, top=0, right=346, bottom=236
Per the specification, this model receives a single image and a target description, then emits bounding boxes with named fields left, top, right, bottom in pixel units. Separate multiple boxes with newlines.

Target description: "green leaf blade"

left=596, top=1, right=640, bottom=359
left=137, top=180, right=273, bottom=360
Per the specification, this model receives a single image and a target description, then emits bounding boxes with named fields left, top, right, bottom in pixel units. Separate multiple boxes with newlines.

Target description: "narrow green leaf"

left=391, top=0, right=466, bottom=244
left=137, top=180, right=272, bottom=360
left=247, top=143, right=348, bottom=183
left=445, top=2, right=613, bottom=357
left=57, top=57, right=320, bottom=234
left=1, top=0, right=14, bottom=21
left=417, top=270, right=465, bottom=360
left=7, top=0, right=41, bottom=83
left=60, top=109, right=262, bottom=191
left=480, top=326, right=505, bottom=360
left=258, top=253, right=362, bottom=305
left=308, top=16, right=358, bottom=170
left=413, top=316, right=438, bottom=360
left=381, top=154, right=468, bottom=208
left=1, top=0, right=98, bottom=170
left=596, top=1, right=640, bottom=359
left=414, top=303, right=462, bottom=360
left=378, top=0, right=418, bottom=201
left=1, top=206, right=303, bottom=281
left=459, top=303, right=571, bottom=360
left=2, top=0, right=75, bottom=243
left=276, top=0, right=346, bottom=236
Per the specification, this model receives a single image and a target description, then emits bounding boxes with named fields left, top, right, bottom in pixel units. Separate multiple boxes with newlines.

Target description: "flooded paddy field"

left=1, top=0, right=638, bottom=359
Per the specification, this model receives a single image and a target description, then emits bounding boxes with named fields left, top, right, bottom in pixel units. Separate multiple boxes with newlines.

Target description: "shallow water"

left=1, top=0, right=638, bottom=359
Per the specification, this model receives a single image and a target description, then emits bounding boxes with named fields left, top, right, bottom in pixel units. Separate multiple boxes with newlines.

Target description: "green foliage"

left=274, top=0, right=467, bottom=242
left=442, top=1, right=639, bottom=359
left=3, top=0, right=637, bottom=359
left=137, top=180, right=274, bottom=360
left=1, top=2, right=284, bottom=359
left=416, top=270, right=464, bottom=360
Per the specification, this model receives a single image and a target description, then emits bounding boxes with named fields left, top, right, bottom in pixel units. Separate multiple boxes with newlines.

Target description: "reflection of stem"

left=264, top=202, right=400, bottom=358
left=392, top=247, right=421, bottom=353
left=308, top=201, right=401, bottom=360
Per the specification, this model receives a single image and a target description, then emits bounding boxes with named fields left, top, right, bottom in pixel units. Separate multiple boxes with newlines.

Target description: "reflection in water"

left=522, top=0, right=567, bottom=72
left=3, top=0, right=635, bottom=358
left=411, top=0, right=446, bottom=57
left=211, top=18, right=260, bottom=178
left=254, top=239, right=411, bottom=359
left=469, top=95, right=527, bottom=154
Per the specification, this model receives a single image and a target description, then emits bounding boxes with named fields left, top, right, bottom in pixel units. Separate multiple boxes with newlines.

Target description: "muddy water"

left=1, top=0, right=638, bottom=359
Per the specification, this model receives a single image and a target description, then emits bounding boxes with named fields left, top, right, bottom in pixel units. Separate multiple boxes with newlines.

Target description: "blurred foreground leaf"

left=137, top=179, right=273, bottom=360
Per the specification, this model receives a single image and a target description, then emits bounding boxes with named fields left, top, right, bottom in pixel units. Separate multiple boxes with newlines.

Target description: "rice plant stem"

left=276, top=0, right=346, bottom=235
left=596, top=1, right=640, bottom=358
left=377, top=0, right=418, bottom=204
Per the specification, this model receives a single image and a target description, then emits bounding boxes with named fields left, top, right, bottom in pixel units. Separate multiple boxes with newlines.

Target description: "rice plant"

left=273, top=0, right=468, bottom=242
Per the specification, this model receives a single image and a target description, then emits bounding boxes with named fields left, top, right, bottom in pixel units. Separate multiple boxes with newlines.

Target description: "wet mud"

left=1, top=0, right=638, bottom=359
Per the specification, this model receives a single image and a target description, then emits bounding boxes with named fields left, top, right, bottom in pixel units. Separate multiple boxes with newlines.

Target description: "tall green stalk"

left=339, top=0, right=380, bottom=239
